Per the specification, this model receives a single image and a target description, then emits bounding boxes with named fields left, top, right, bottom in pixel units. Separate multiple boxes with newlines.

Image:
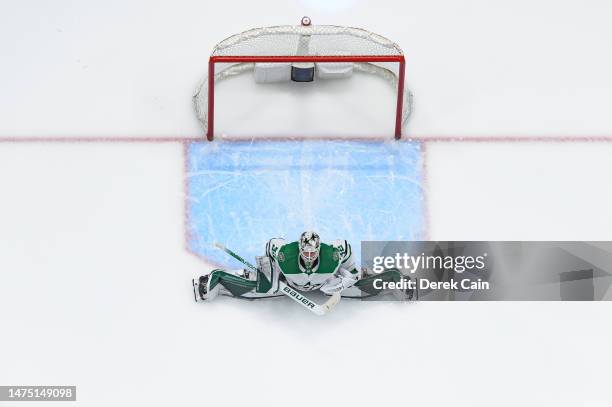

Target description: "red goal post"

left=194, top=18, right=411, bottom=141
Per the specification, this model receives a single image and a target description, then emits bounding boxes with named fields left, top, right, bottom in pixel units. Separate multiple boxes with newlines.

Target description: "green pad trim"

left=209, top=269, right=257, bottom=297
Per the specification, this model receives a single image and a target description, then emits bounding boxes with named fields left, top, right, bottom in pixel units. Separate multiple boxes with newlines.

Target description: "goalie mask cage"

left=194, top=17, right=411, bottom=141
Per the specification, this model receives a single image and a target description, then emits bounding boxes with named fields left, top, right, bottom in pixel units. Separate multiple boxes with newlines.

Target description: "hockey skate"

left=192, top=275, right=209, bottom=302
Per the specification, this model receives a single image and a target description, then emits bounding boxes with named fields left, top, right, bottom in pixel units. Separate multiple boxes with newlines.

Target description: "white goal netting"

left=210, top=24, right=403, bottom=57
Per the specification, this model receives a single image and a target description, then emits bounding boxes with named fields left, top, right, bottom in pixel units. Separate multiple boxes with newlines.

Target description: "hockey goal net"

left=194, top=17, right=412, bottom=141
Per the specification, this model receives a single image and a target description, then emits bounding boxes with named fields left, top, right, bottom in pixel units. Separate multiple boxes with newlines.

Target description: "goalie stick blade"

left=312, top=291, right=341, bottom=316
left=322, top=291, right=341, bottom=312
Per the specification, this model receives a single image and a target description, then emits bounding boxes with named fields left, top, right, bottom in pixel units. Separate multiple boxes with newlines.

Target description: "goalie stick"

left=213, top=242, right=341, bottom=316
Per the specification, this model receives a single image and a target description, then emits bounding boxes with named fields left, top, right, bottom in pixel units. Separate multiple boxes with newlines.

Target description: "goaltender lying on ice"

left=193, top=232, right=412, bottom=314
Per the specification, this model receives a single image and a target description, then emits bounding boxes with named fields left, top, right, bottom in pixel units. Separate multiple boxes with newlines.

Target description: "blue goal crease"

left=186, top=140, right=424, bottom=269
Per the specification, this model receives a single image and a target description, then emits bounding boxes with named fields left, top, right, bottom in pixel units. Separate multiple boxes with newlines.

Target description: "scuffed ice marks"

left=187, top=140, right=424, bottom=268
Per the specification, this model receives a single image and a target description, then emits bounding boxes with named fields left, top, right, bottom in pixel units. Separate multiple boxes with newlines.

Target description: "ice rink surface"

left=1, top=0, right=612, bottom=406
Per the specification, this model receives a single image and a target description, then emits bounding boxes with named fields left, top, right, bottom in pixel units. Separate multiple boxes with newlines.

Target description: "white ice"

left=1, top=1, right=612, bottom=406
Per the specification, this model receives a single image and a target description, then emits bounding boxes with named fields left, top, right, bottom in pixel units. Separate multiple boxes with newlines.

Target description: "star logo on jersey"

left=333, top=251, right=340, bottom=261
left=278, top=252, right=285, bottom=262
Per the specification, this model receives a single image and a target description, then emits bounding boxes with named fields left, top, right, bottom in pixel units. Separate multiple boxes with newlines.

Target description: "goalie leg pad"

left=209, top=269, right=257, bottom=298
left=255, top=256, right=279, bottom=294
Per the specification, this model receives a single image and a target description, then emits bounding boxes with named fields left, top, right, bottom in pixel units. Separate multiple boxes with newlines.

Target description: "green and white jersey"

left=266, top=238, right=358, bottom=292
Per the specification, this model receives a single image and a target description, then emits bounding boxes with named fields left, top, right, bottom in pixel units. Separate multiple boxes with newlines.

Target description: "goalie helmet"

left=299, top=231, right=320, bottom=273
